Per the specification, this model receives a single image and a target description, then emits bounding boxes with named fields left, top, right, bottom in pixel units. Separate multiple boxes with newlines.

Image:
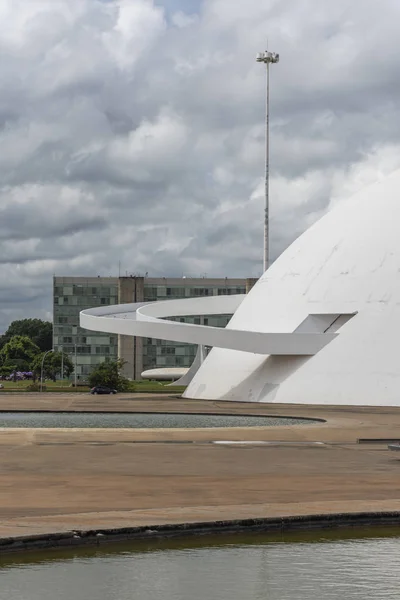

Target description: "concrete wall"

left=118, top=277, right=144, bottom=379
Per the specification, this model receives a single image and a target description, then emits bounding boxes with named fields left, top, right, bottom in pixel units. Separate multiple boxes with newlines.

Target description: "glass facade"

left=141, top=282, right=246, bottom=371
left=142, top=314, right=235, bottom=370
left=53, top=277, right=248, bottom=380
left=53, top=279, right=119, bottom=379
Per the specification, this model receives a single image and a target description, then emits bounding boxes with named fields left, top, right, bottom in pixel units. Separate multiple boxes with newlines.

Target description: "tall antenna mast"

left=256, top=49, right=279, bottom=272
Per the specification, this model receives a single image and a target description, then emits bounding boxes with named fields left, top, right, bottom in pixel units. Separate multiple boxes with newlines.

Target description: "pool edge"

left=2, top=511, right=400, bottom=555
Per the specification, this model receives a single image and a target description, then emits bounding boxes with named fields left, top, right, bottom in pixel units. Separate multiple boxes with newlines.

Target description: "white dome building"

left=81, top=170, right=400, bottom=406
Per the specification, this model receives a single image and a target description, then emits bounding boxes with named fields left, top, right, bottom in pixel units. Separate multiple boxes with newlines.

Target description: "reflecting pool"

left=0, top=412, right=314, bottom=428
left=1, top=528, right=400, bottom=600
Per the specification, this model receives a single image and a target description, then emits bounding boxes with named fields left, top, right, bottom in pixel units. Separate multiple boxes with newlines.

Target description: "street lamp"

left=74, top=343, right=77, bottom=389
left=40, top=349, right=54, bottom=393
left=256, top=50, right=279, bottom=272
left=60, top=346, right=63, bottom=386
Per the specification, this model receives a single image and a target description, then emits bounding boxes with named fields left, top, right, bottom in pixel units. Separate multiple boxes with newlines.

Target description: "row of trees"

left=0, top=318, right=73, bottom=382
left=0, top=319, right=53, bottom=353
left=0, top=318, right=129, bottom=390
left=0, top=334, right=74, bottom=381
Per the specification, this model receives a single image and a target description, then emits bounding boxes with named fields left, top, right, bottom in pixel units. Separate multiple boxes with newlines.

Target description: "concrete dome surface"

left=185, top=169, right=400, bottom=405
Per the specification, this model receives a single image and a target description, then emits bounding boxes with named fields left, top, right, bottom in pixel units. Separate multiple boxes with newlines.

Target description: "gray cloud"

left=1, top=0, right=400, bottom=330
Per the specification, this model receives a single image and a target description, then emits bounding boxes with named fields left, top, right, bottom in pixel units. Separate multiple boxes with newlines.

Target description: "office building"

left=53, top=276, right=256, bottom=380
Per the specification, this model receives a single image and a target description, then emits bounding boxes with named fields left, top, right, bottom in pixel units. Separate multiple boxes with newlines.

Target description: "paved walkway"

left=0, top=394, right=399, bottom=541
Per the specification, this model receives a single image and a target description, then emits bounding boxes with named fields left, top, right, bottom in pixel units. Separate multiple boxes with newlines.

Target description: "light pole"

left=74, top=343, right=77, bottom=388
left=40, top=349, right=54, bottom=393
left=256, top=49, right=279, bottom=272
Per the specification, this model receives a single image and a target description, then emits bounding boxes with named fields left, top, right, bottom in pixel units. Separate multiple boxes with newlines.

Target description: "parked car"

left=90, top=386, right=117, bottom=395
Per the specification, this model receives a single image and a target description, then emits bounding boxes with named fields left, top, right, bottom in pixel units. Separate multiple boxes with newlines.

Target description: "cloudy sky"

left=1, top=0, right=400, bottom=331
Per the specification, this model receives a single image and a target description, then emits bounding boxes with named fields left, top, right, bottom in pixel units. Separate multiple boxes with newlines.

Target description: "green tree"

left=0, top=335, right=40, bottom=382
left=0, top=363, right=17, bottom=379
left=3, top=358, right=31, bottom=371
left=88, top=359, right=129, bottom=391
left=0, top=359, right=33, bottom=381
left=0, top=319, right=52, bottom=352
left=31, top=351, right=74, bottom=382
left=0, top=335, right=40, bottom=365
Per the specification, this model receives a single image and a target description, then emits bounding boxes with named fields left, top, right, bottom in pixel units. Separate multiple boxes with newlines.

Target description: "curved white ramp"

left=80, top=295, right=337, bottom=356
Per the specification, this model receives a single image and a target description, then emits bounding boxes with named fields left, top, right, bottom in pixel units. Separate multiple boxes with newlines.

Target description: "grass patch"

left=129, top=381, right=186, bottom=394
left=0, top=380, right=186, bottom=394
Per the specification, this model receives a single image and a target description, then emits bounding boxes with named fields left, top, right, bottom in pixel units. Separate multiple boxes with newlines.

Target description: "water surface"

left=1, top=528, right=400, bottom=600
left=0, top=412, right=313, bottom=428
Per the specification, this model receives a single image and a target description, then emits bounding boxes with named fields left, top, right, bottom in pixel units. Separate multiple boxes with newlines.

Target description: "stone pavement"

left=0, top=394, right=399, bottom=542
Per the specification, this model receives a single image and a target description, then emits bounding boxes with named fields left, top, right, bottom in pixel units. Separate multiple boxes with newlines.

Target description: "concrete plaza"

left=0, top=393, right=399, bottom=541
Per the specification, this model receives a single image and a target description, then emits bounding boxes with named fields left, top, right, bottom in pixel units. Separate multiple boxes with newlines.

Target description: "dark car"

left=90, top=386, right=117, bottom=395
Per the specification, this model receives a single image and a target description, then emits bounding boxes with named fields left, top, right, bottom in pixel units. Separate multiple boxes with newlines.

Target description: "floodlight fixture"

left=256, top=51, right=280, bottom=65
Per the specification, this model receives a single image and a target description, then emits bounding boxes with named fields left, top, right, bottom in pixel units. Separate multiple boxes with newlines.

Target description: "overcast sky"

left=1, top=0, right=400, bottom=331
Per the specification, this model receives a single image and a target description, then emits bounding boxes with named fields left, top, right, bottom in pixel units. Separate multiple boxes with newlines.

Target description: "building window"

left=161, top=347, right=176, bottom=355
